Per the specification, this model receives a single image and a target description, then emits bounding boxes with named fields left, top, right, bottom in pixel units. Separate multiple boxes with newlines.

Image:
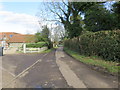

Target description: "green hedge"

left=26, top=42, right=47, bottom=48
left=64, top=30, right=120, bottom=62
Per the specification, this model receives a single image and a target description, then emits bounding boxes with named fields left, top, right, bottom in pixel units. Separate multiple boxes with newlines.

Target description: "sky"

left=0, top=1, right=115, bottom=34
left=0, top=2, right=44, bottom=34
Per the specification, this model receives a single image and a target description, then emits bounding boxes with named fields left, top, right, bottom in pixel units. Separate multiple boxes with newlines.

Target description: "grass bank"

left=64, top=48, right=120, bottom=75
left=41, top=48, right=54, bottom=53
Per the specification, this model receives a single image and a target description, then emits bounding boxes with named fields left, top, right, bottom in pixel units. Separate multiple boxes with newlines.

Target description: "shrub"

left=64, top=30, right=120, bottom=62
left=26, top=42, right=47, bottom=48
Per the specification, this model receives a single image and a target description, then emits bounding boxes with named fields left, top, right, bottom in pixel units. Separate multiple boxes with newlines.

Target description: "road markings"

left=3, top=53, right=48, bottom=88
left=0, top=67, right=16, bottom=77
left=56, top=48, right=87, bottom=88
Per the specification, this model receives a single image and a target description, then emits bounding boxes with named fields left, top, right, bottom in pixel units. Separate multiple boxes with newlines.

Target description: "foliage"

left=43, top=2, right=96, bottom=38
left=112, top=1, right=120, bottom=29
left=34, top=25, right=53, bottom=49
left=64, top=47, right=120, bottom=74
left=26, top=42, right=47, bottom=48
left=64, top=30, right=120, bottom=62
left=40, top=1, right=119, bottom=38
left=41, top=25, right=49, bottom=40
left=41, top=25, right=53, bottom=49
left=34, top=32, right=43, bottom=43
left=84, top=2, right=117, bottom=32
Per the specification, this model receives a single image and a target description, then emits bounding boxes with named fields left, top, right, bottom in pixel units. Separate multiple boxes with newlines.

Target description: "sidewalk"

left=56, top=47, right=118, bottom=88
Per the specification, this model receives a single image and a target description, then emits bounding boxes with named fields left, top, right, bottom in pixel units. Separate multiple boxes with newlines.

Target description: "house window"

left=10, top=35, right=13, bottom=37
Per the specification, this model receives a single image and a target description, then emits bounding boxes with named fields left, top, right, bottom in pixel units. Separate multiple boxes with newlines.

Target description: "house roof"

left=0, top=32, right=35, bottom=43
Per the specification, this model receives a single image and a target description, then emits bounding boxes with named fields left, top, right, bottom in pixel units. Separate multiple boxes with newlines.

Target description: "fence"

left=24, top=47, right=48, bottom=53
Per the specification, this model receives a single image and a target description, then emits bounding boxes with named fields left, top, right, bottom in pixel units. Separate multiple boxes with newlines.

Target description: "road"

left=1, top=47, right=119, bottom=88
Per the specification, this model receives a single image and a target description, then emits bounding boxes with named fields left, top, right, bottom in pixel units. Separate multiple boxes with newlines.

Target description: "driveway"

left=2, top=47, right=119, bottom=88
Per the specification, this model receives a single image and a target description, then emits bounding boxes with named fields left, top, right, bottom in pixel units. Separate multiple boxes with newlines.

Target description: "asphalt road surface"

left=2, top=47, right=119, bottom=89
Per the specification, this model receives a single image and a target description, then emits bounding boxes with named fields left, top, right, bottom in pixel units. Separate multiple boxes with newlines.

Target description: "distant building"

left=0, top=32, right=35, bottom=48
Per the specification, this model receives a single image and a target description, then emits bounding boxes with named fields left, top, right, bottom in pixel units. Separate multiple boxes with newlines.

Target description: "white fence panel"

left=25, top=47, right=48, bottom=53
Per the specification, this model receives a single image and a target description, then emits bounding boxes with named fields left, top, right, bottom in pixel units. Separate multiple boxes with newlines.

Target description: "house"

left=0, top=32, right=35, bottom=48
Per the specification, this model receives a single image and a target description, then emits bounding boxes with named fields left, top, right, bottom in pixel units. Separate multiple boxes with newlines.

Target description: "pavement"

left=1, top=47, right=119, bottom=88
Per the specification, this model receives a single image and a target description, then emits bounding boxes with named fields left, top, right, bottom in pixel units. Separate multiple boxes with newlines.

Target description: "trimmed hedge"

left=26, top=42, right=47, bottom=48
left=64, top=30, right=120, bottom=62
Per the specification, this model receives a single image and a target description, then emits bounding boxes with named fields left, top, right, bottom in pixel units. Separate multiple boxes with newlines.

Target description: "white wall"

left=9, top=43, right=24, bottom=48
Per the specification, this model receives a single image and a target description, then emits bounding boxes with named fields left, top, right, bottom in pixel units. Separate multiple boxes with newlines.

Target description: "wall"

left=9, top=43, right=24, bottom=48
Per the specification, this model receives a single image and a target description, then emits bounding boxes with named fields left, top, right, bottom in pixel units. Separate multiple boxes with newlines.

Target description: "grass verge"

left=64, top=48, right=120, bottom=75
left=41, top=48, right=54, bottom=53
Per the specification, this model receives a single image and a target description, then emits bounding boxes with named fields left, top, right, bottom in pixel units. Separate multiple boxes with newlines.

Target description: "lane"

left=2, top=47, right=118, bottom=88
left=17, top=50, right=69, bottom=88
left=56, top=47, right=119, bottom=88
left=56, top=50, right=86, bottom=88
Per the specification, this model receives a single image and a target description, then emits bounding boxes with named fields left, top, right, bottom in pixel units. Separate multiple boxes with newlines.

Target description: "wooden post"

left=23, top=43, right=26, bottom=53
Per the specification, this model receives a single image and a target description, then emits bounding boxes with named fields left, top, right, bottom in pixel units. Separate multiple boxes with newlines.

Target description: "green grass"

left=41, top=48, right=54, bottom=53
left=26, top=42, right=47, bottom=48
left=64, top=48, right=120, bottom=74
left=16, top=51, right=24, bottom=54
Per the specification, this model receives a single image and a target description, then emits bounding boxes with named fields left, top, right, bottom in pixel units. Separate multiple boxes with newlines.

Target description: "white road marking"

left=3, top=53, right=48, bottom=88
left=0, top=67, right=16, bottom=77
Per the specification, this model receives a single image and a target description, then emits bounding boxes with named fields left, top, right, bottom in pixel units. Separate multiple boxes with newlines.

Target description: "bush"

left=26, top=42, right=47, bottom=48
left=64, top=30, right=120, bottom=62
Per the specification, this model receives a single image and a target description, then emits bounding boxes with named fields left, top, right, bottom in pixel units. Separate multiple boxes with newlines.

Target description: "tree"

left=84, top=3, right=114, bottom=32
left=41, top=25, right=53, bottom=49
left=51, top=24, right=65, bottom=46
left=39, top=1, right=118, bottom=38
left=83, top=1, right=120, bottom=32
left=41, top=25, right=49, bottom=41
left=34, top=25, right=53, bottom=49
left=39, top=2, right=84, bottom=38
left=112, top=1, right=120, bottom=29
left=35, top=31, right=43, bottom=43
left=40, top=1, right=99, bottom=38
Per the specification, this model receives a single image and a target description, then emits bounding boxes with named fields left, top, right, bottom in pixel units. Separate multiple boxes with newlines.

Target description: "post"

left=0, top=47, right=3, bottom=56
left=23, top=43, right=26, bottom=53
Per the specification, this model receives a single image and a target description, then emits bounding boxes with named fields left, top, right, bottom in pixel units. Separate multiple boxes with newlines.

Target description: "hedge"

left=26, top=42, right=47, bottom=48
left=64, top=30, right=120, bottom=62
